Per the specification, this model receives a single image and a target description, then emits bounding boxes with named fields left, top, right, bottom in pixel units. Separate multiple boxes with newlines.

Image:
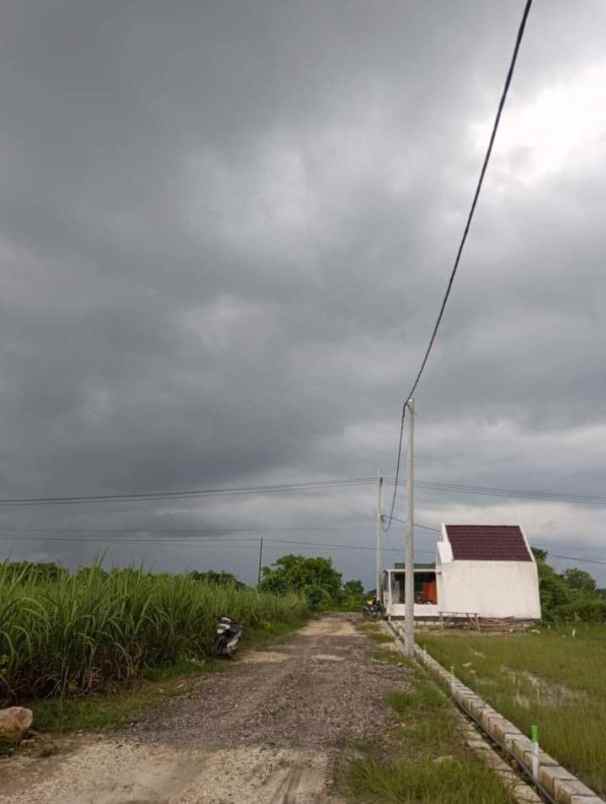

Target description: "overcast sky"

left=1, top=0, right=605, bottom=586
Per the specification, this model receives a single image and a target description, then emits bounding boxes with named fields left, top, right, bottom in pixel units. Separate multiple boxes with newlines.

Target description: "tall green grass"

left=418, top=627, right=606, bottom=796
left=0, top=563, right=306, bottom=703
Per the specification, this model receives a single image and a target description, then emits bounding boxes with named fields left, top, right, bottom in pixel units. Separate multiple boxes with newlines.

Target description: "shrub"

left=554, top=597, right=606, bottom=623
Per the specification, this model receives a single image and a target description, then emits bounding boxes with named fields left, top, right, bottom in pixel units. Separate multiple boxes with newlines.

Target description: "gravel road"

left=1, top=614, right=409, bottom=803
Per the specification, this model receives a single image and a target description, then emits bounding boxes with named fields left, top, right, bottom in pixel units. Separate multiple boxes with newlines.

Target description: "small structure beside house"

left=383, top=524, right=541, bottom=621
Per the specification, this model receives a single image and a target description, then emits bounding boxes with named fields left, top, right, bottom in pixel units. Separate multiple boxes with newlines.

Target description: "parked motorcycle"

left=215, top=616, right=243, bottom=657
left=362, top=597, right=384, bottom=620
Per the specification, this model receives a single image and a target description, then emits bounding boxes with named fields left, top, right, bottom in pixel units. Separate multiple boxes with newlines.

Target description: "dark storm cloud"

left=1, top=0, right=606, bottom=585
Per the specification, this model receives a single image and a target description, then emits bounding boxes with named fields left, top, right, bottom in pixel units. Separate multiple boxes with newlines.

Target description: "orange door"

left=423, top=580, right=437, bottom=604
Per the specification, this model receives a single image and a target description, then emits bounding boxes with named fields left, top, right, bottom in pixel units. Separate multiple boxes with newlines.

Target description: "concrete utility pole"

left=404, top=397, right=415, bottom=657
left=257, top=537, right=264, bottom=586
left=376, top=473, right=384, bottom=601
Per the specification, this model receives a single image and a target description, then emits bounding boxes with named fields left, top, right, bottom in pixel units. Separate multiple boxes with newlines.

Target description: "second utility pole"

left=257, top=536, right=264, bottom=586
left=404, top=397, right=415, bottom=657
left=376, top=473, right=384, bottom=602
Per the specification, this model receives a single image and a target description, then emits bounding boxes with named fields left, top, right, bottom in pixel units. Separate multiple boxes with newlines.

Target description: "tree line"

left=5, top=550, right=605, bottom=622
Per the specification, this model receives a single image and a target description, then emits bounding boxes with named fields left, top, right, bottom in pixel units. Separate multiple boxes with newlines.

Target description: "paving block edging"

left=413, top=643, right=604, bottom=804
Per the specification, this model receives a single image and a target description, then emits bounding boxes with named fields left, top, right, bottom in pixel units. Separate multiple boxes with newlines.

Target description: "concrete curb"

left=413, top=642, right=604, bottom=804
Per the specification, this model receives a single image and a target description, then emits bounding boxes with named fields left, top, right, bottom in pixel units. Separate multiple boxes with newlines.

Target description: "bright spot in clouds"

left=472, top=62, right=606, bottom=185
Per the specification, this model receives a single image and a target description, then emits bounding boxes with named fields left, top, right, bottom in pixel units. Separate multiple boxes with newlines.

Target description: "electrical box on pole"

left=404, top=398, right=415, bottom=656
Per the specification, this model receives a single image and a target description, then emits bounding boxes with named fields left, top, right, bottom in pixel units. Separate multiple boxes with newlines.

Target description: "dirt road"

left=1, top=615, right=408, bottom=803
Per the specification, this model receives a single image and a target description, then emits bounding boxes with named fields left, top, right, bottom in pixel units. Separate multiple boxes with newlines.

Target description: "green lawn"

left=417, top=625, right=606, bottom=796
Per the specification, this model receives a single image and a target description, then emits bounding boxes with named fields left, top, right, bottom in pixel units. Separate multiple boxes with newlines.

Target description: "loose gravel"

left=1, top=614, right=411, bottom=803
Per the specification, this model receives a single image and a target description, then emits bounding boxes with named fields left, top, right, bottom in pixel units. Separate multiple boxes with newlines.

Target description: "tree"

left=189, top=570, right=245, bottom=588
left=338, top=578, right=366, bottom=612
left=342, top=579, right=365, bottom=598
left=531, top=547, right=606, bottom=623
left=259, top=554, right=342, bottom=609
left=562, top=568, right=597, bottom=594
left=532, top=549, right=573, bottom=620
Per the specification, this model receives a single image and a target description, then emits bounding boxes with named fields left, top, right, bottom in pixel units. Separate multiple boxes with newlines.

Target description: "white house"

left=383, top=524, right=541, bottom=621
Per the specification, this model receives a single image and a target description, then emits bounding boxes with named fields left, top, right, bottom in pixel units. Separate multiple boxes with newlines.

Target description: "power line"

left=0, top=531, right=435, bottom=555
left=3, top=469, right=604, bottom=511
left=5, top=532, right=605, bottom=568
left=0, top=477, right=376, bottom=507
left=378, top=476, right=606, bottom=508
left=414, top=480, right=606, bottom=508
left=387, top=1, right=533, bottom=527
left=262, top=538, right=433, bottom=554
left=404, top=0, right=533, bottom=402
left=0, top=534, right=261, bottom=544
left=384, top=515, right=440, bottom=533
left=382, top=516, right=606, bottom=568
left=0, top=522, right=373, bottom=536
left=548, top=553, right=606, bottom=567
left=3, top=526, right=605, bottom=568
left=384, top=403, right=406, bottom=533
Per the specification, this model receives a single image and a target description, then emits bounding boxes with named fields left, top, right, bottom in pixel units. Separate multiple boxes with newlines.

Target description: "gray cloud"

left=1, top=0, right=606, bottom=586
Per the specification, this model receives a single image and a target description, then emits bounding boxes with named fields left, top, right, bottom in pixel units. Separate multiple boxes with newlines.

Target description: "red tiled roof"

left=444, top=525, right=532, bottom=562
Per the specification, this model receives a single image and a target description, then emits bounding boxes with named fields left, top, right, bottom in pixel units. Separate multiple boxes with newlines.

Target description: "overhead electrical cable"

left=547, top=553, right=606, bottom=567
left=384, top=404, right=406, bottom=533
left=0, top=477, right=376, bottom=507
left=0, top=522, right=373, bottom=536
left=414, top=480, right=606, bottom=507
left=0, top=531, right=434, bottom=554
left=2, top=469, right=603, bottom=511
left=384, top=516, right=440, bottom=533
left=386, top=0, right=533, bottom=522
left=404, top=0, right=533, bottom=402
left=3, top=531, right=603, bottom=567
left=3, top=522, right=604, bottom=566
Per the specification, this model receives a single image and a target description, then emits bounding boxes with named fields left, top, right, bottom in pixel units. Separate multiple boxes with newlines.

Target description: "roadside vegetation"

left=30, top=619, right=304, bottom=735
left=418, top=625, right=606, bottom=796
left=259, top=553, right=366, bottom=611
left=342, top=625, right=516, bottom=804
left=31, top=657, right=215, bottom=734
left=0, top=561, right=307, bottom=707
left=533, top=548, right=606, bottom=622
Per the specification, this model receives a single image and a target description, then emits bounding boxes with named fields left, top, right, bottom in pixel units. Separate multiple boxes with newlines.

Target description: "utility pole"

left=257, top=536, right=264, bottom=586
left=376, top=473, right=384, bottom=602
left=404, top=397, right=415, bottom=657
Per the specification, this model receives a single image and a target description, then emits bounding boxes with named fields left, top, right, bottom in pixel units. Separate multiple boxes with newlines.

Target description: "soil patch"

left=240, top=651, right=290, bottom=664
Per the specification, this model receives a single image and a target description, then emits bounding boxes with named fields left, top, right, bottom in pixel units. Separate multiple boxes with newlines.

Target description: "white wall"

left=439, top=560, right=541, bottom=619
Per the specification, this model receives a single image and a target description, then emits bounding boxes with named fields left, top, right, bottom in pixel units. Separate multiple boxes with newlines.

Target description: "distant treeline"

left=532, top=548, right=606, bottom=622
left=2, top=561, right=245, bottom=588
left=8, top=548, right=601, bottom=624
